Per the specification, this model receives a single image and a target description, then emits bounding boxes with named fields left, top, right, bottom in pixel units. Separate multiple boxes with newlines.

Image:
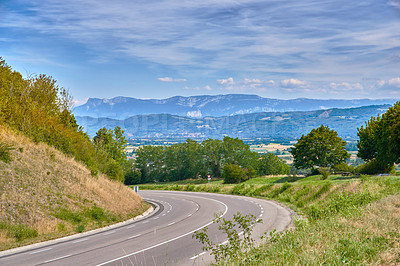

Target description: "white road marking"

left=98, top=195, right=229, bottom=266
left=168, top=222, right=175, bottom=226
left=153, top=217, right=159, bottom=220
left=29, top=248, right=52, bottom=254
left=142, top=221, right=149, bottom=224
left=103, top=231, right=116, bottom=235
left=44, top=254, right=72, bottom=263
left=162, top=213, right=166, bottom=216
left=126, top=225, right=136, bottom=229
left=190, top=252, right=206, bottom=260
left=72, top=238, right=88, bottom=243
left=128, top=234, right=142, bottom=239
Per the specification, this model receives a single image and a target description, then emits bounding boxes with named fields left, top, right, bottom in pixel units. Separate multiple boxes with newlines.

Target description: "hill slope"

left=76, top=104, right=390, bottom=140
left=0, top=126, right=147, bottom=250
left=73, top=95, right=396, bottom=119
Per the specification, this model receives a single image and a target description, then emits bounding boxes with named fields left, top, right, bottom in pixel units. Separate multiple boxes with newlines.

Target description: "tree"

left=290, top=125, right=350, bottom=169
left=357, top=101, right=400, bottom=171
left=257, top=153, right=290, bottom=175
left=93, top=126, right=128, bottom=182
left=93, top=126, right=127, bottom=165
left=222, top=163, right=246, bottom=184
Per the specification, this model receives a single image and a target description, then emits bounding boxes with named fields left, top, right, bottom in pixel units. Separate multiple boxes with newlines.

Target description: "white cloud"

left=217, top=77, right=275, bottom=92
left=388, top=77, right=400, bottom=88
left=183, top=85, right=213, bottom=91
left=280, top=79, right=308, bottom=88
left=329, top=82, right=364, bottom=92
left=157, top=77, right=187, bottom=82
left=217, top=77, right=235, bottom=86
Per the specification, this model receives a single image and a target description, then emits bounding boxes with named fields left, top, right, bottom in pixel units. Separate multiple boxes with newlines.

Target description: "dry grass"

left=0, top=126, right=147, bottom=249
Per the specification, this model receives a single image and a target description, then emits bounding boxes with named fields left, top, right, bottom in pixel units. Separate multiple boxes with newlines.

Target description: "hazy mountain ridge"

left=73, top=94, right=396, bottom=119
left=76, top=104, right=391, bottom=140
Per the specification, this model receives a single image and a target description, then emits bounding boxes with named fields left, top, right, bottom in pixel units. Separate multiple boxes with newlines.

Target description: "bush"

left=193, top=212, right=262, bottom=263
left=319, top=167, right=331, bottom=180
left=223, top=164, right=246, bottom=184
left=7, top=224, right=38, bottom=241
left=356, top=159, right=395, bottom=175
left=0, top=142, right=14, bottom=163
left=333, top=163, right=355, bottom=175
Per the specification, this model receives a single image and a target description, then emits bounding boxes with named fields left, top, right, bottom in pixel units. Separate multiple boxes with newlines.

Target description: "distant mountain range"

left=73, top=94, right=396, bottom=119
left=75, top=104, right=391, bottom=140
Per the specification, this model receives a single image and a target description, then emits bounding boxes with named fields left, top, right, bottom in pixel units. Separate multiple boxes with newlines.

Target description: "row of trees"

left=134, top=137, right=290, bottom=184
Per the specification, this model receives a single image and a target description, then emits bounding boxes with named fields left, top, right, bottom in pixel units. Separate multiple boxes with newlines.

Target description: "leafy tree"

left=222, top=163, right=246, bottom=184
left=357, top=101, right=400, bottom=172
left=93, top=126, right=127, bottom=165
left=257, top=153, right=290, bottom=175
left=290, top=125, right=350, bottom=169
left=135, top=145, right=166, bottom=183
left=203, top=138, right=223, bottom=178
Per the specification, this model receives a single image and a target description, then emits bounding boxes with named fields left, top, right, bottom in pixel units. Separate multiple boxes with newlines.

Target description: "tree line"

left=133, top=136, right=290, bottom=184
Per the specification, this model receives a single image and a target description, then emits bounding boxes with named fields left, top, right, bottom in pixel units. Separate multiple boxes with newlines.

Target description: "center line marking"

left=30, top=247, right=52, bottom=254
left=128, top=234, right=142, bottom=239
left=73, top=238, right=88, bottom=243
left=44, top=254, right=72, bottom=263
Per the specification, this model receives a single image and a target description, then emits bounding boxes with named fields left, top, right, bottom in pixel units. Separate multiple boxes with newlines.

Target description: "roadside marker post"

left=134, top=186, right=139, bottom=193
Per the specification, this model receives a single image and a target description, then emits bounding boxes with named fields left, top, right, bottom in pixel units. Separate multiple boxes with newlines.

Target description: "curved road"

left=0, top=191, right=293, bottom=265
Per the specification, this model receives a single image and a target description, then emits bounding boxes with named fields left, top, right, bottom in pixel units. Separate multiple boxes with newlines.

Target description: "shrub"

left=76, top=224, right=85, bottom=233
left=7, top=224, right=38, bottom=241
left=193, top=212, right=262, bottom=263
left=333, top=163, right=355, bottom=174
left=356, top=159, right=395, bottom=175
left=319, top=167, right=331, bottom=180
left=223, top=163, right=246, bottom=184
left=0, top=142, right=14, bottom=163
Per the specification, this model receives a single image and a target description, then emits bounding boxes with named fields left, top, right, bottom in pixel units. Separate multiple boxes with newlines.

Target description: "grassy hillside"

left=140, top=174, right=400, bottom=264
left=0, top=126, right=147, bottom=251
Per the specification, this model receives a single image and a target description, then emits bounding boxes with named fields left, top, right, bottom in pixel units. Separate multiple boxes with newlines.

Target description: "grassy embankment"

left=0, top=126, right=148, bottom=251
left=139, top=174, right=400, bottom=264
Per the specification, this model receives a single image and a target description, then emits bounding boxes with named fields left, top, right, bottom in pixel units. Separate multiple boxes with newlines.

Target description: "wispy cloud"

left=281, top=79, right=308, bottom=88
left=158, top=77, right=187, bottom=82
left=2, top=0, right=399, bottom=99
left=217, top=77, right=275, bottom=92
left=184, top=85, right=213, bottom=91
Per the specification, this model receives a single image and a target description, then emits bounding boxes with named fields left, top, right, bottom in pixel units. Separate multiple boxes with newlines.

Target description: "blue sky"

left=1, top=0, right=399, bottom=104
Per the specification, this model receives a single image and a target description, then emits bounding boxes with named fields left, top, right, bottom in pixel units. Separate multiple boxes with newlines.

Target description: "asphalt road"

left=0, top=191, right=294, bottom=265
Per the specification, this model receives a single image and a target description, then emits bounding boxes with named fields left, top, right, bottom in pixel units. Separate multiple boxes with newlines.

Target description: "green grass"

left=54, top=205, right=117, bottom=231
left=137, top=174, right=400, bottom=265
left=0, top=222, right=38, bottom=241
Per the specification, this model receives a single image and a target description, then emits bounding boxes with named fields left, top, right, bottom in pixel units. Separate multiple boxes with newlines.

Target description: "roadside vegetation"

left=0, top=58, right=147, bottom=250
left=0, top=126, right=147, bottom=251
